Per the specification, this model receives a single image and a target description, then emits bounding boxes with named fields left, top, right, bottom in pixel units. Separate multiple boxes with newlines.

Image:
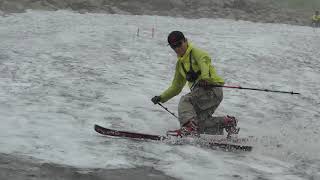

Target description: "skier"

left=151, top=31, right=238, bottom=137
left=312, top=10, right=320, bottom=27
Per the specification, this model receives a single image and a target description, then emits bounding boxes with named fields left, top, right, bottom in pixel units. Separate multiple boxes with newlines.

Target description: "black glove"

left=151, top=96, right=161, bottom=104
left=198, top=80, right=210, bottom=87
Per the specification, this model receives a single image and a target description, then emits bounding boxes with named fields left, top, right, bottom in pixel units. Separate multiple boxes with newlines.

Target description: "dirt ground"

left=0, top=0, right=317, bottom=26
left=0, top=153, right=178, bottom=180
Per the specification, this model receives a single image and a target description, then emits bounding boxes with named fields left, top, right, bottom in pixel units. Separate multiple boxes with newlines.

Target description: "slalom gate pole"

left=157, top=103, right=178, bottom=119
left=209, top=85, right=300, bottom=95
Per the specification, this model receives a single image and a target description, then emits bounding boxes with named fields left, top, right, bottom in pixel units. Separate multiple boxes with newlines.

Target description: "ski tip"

left=94, top=124, right=106, bottom=134
left=94, top=124, right=103, bottom=134
left=94, top=124, right=102, bottom=129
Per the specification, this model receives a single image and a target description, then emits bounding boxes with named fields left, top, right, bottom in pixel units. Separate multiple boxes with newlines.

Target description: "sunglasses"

left=169, top=40, right=184, bottom=49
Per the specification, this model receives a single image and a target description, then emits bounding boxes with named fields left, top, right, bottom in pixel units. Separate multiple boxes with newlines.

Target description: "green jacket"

left=160, top=42, right=224, bottom=102
left=312, top=15, right=320, bottom=21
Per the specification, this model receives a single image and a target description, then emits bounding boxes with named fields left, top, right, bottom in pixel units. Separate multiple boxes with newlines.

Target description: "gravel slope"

left=0, top=0, right=318, bottom=26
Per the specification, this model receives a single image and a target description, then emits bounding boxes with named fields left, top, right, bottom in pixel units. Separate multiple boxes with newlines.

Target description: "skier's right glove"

left=151, top=96, right=161, bottom=104
left=198, top=80, right=209, bottom=87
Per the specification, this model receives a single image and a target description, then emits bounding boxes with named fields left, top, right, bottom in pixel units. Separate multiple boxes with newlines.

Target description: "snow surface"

left=0, top=10, right=319, bottom=180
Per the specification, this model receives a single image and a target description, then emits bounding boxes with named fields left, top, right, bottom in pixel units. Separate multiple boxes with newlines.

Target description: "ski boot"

left=167, top=120, right=199, bottom=137
left=223, top=115, right=240, bottom=138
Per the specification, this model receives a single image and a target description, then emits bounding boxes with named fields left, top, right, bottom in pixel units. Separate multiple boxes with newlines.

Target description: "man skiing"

left=151, top=31, right=238, bottom=137
left=312, top=10, right=320, bottom=27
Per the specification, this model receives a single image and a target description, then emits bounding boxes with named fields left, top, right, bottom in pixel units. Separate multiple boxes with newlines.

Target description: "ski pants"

left=178, top=86, right=225, bottom=135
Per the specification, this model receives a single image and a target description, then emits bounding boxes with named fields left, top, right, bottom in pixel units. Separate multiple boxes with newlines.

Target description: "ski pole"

left=209, top=85, right=300, bottom=95
left=157, top=103, right=178, bottom=119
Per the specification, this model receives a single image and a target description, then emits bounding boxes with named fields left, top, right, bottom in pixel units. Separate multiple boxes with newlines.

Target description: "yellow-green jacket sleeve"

left=312, top=15, right=317, bottom=21
left=160, top=63, right=186, bottom=102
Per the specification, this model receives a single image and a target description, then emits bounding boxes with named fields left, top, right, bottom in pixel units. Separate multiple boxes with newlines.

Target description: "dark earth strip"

left=0, top=0, right=319, bottom=26
left=0, top=153, right=179, bottom=180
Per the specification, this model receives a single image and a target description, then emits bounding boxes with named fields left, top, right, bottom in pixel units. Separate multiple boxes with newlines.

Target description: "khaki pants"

left=178, top=86, right=225, bottom=135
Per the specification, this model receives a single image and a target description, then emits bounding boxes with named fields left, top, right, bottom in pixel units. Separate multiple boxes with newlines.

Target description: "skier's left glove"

left=151, top=96, right=161, bottom=104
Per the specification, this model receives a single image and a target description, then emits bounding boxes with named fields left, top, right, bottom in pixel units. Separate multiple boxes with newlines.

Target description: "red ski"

left=94, top=124, right=167, bottom=141
left=94, top=124, right=253, bottom=151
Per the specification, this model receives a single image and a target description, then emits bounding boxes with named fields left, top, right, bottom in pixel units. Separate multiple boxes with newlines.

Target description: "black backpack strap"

left=181, top=50, right=201, bottom=75
left=189, top=50, right=194, bottom=72
left=181, top=50, right=193, bottom=74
